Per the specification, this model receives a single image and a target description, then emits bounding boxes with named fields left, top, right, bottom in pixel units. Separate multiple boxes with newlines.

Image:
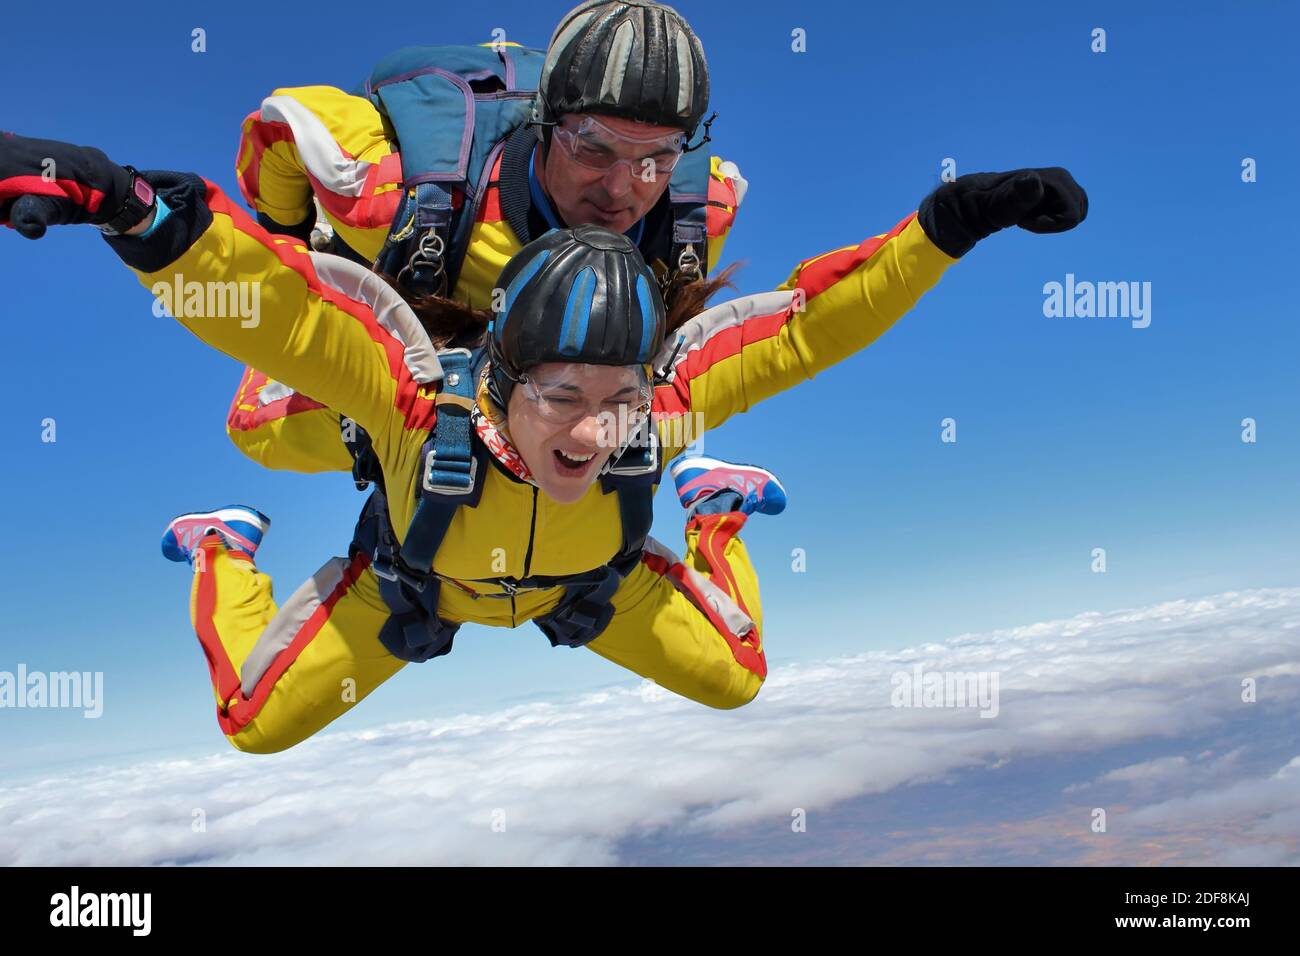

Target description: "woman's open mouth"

left=553, top=448, right=597, bottom=478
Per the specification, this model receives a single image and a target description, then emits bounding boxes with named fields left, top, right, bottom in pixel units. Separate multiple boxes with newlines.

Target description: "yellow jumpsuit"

left=108, top=173, right=955, bottom=754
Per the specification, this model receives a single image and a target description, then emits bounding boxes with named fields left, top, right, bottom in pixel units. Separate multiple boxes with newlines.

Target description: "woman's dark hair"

left=377, top=262, right=742, bottom=353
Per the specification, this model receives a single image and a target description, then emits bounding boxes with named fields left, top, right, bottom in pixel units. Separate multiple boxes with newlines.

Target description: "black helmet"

left=535, top=0, right=710, bottom=141
left=488, top=225, right=667, bottom=408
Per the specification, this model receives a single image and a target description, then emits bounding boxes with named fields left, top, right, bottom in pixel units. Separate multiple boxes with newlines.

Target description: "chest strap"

left=361, top=349, right=485, bottom=661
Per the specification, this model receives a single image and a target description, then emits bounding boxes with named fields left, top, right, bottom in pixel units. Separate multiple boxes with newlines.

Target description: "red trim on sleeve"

left=652, top=306, right=790, bottom=419
left=203, top=179, right=436, bottom=433
left=792, top=212, right=916, bottom=302
left=705, top=171, right=737, bottom=238
left=225, top=367, right=329, bottom=432
left=235, top=114, right=402, bottom=231
left=651, top=213, right=919, bottom=419
left=234, top=112, right=291, bottom=211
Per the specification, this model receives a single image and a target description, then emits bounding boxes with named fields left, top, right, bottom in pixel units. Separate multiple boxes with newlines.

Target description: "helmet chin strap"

left=485, top=336, right=525, bottom=410
left=597, top=360, right=658, bottom=476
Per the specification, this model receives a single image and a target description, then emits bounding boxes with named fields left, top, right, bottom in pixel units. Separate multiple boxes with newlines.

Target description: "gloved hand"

left=918, top=167, right=1088, bottom=258
left=0, top=132, right=147, bottom=239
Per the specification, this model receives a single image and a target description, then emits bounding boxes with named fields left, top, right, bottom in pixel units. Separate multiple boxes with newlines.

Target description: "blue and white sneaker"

left=670, top=456, right=787, bottom=517
left=161, top=506, right=270, bottom=564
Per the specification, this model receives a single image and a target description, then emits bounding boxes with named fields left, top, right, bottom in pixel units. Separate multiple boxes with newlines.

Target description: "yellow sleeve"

left=235, top=85, right=403, bottom=262
left=225, top=365, right=356, bottom=473
left=703, top=155, right=747, bottom=273
left=654, top=213, right=957, bottom=450
left=105, top=173, right=438, bottom=478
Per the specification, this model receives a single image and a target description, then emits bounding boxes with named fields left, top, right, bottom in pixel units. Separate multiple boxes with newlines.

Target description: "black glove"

left=0, top=132, right=146, bottom=239
left=918, top=167, right=1088, bottom=258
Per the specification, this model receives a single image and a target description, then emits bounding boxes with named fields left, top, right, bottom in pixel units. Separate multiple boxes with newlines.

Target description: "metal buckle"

left=371, top=551, right=428, bottom=593
left=422, top=449, right=479, bottom=495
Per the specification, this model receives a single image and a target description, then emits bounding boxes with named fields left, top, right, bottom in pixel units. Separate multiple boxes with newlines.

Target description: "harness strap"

left=533, top=564, right=623, bottom=649
left=393, top=182, right=454, bottom=294
left=530, top=452, right=659, bottom=648
left=351, top=489, right=457, bottom=662
left=670, top=207, right=707, bottom=281
left=666, top=141, right=712, bottom=282
left=498, top=125, right=539, bottom=244
left=358, top=348, right=487, bottom=662
left=397, top=348, right=484, bottom=574
left=340, top=415, right=382, bottom=491
left=613, top=476, right=655, bottom=572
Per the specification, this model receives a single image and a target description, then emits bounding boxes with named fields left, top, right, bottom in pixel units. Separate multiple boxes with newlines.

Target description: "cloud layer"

left=3, top=588, right=1298, bottom=865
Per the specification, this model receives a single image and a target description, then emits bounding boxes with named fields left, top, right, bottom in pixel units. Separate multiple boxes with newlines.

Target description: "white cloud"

left=1, top=588, right=1298, bottom=865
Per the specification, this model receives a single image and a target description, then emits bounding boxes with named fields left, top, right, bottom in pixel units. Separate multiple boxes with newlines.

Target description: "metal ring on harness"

left=673, top=243, right=702, bottom=284
left=660, top=244, right=702, bottom=293
left=396, top=228, right=448, bottom=293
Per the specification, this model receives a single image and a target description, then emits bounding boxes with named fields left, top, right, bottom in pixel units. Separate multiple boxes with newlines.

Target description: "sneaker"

left=670, top=456, right=787, bottom=517
left=161, top=506, right=270, bottom=564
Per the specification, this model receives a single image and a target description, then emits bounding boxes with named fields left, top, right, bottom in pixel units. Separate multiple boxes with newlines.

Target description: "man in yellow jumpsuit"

left=229, top=0, right=749, bottom=478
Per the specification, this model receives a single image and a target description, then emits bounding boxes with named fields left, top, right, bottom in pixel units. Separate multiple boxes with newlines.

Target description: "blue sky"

left=0, top=0, right=1296, bottom=780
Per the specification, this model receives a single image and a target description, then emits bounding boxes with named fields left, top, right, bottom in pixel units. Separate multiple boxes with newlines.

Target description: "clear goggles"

left=551, top=114, right=687, bottom=177
left=518, top=364, right=653, bottom=429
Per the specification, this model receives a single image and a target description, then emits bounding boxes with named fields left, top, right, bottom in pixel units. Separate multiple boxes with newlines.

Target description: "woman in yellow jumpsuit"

left=0, top=135, right=1087, bottom=754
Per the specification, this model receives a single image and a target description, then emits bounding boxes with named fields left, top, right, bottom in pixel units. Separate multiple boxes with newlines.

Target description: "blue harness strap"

left=399, top=348, right=481, bottom=571
left=361, top=44, right=545, bottom=296
left=530, top=476, right=657, bottom=648
left=531, top=419, right=661, bottom=648
left=666, top=140, right=712, bottom=281
left=353, top=486, right=457, bottom=663
left=362, top=348, right=487, bottom=662
left=390, top=181, right=455, bottom=291
left=359, top=42, right=717, bottom=296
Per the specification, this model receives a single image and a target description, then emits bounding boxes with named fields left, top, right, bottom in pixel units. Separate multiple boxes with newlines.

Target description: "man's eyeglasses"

left=551, top=114, right=686, bottom=178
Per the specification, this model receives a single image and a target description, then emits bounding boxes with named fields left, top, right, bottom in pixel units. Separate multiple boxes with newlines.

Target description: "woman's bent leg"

left=189, top=536, right=404, bottom=753
left=584, top=509, right=765, bottom=708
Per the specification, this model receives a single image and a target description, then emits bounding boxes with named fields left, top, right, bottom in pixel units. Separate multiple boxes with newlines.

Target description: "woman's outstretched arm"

left=1, top=134, right=441, bottom=469
left=651, top=168, right=1087, bottom=445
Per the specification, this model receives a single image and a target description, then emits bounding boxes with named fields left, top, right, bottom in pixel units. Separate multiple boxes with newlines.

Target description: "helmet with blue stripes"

left=487, top=225, right=667, bottom=408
